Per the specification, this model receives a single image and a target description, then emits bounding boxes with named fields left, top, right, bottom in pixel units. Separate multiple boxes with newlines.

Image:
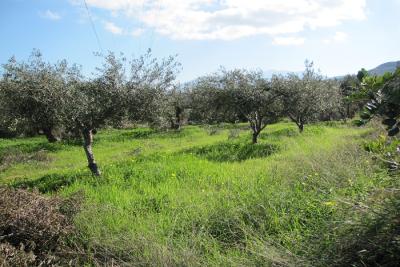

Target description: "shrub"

left=203, top=125, right=221, bottom=136
left=0, top=187, right=82, bottom=266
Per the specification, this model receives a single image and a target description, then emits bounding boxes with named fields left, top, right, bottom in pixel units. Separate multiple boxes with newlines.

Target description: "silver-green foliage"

left=0, top=50, right=77, bottom=141
left=273, top=61, right=343, bottom=132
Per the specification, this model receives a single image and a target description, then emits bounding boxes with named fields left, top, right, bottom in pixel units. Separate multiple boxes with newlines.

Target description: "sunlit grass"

left=1, top=121, right=396, bottom=266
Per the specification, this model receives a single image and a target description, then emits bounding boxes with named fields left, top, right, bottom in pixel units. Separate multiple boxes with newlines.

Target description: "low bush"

left=0, top=187, right=82, bottom=266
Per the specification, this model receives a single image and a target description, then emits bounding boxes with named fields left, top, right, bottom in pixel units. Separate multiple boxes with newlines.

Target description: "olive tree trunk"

left=249, top=114, right=265, bottom=144
left=289, top=115, right=304, bottom=133
left=298, top=123, right=304, bottom=133
left=171, top=106, right=183, bottom=130
left=82, top=129, right=101, bottom=176
left=43, top=127, right=58, bottom=143
left=252, top=131, right=260, bottom=144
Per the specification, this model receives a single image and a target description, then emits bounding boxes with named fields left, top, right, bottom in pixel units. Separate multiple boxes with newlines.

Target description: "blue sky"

left=1, top=0, right=399, bottom=81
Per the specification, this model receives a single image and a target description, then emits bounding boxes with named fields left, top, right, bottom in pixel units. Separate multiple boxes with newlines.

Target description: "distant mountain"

left=368, top=61, right=400, bottom=76
left=334, top=61, right=400, bottom=80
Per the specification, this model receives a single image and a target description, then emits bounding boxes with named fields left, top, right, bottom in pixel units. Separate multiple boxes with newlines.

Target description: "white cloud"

left=40, top=10, right=62, bottom=20
left=323, top=31, right=348, bottom=44
left=130, top=28, right=145, bottom=37
left=104, top=21, right=144, bottom=37
left=333, top=31, right=348, bottom=42
left=273, top=36, right=305, bottom=46
left=104, top=21, right=123, bottom=34
left=78, top=0, right=367, bottom=41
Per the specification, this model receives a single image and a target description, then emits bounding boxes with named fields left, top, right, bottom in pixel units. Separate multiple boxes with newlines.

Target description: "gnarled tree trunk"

left=289, top=114, right=305, bottom=133
left=249, top=113, right=265, bottom=144
left=82, top=129, right=101, bottom=176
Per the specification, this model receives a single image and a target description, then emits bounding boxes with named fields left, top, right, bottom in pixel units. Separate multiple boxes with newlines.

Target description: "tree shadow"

left=117, top=128, right=155, bottom=140
left=1, top=141, right=65, bottom=154
left=259, top=127, right=299, bottom=139
left=12, top=172, right=88, bottom=193
left=0, top=142, right=60, bottom=172
left=184, top=142, right=279, bottom=162
left=97, top=128, right=186, bottom=143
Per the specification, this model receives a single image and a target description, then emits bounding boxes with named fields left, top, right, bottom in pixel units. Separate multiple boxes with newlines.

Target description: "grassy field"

left=1, top=121, right=399, bottom=266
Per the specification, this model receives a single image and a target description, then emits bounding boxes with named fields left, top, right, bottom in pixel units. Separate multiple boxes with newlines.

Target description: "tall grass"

left=1, top=122, right=398, bottom=266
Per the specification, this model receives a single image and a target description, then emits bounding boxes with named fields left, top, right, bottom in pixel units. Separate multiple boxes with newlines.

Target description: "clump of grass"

left=203, top=125, right=221, bottom=136
left=227, top=128, right=241, bottom=140
left=312, top=190, right=400, bottom=267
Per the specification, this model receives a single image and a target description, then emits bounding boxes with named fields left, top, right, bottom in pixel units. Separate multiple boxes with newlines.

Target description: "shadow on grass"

left=184, top=142, right=279, bottom=162
left=260, top=128, right=299, bottom=139
left=0, top=141, right=66, bottom=155
left=259, top=125, right=325, bottom=140
left=0, top=151, right=53, bottom=172
left=97, top=128, right=187, bottom=143
left=120, top=128, right=155, bottom=139
left=12, top=172, right=88, bottom=193
left=0, top=143, right=58, bottom=172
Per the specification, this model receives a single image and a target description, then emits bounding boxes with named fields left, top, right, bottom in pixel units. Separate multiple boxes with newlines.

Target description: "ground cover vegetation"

left=0, top=49, right=399, bottom=266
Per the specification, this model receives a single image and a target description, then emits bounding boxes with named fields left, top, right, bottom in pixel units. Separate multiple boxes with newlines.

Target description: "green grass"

left=1, top=122, right=398, bottom=266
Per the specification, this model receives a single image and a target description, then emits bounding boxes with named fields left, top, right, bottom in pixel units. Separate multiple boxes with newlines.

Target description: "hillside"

left=369, top=61, right=400, bottom=75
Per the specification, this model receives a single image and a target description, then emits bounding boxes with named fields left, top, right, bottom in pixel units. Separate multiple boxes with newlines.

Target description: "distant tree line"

left=0, top=49, right=383, bottom=175
left=186, top=61, right=345, bottom=143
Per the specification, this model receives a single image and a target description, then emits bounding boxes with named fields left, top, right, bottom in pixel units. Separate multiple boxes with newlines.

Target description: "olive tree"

left=0, top=79, right=11, bottom=136
left=0, top=50, right=70, bottom=141
left=275, top=61, right=342, bottom=132
left=65, top=50, right=180, bottom=176
left=125, top=49, right=181, bottom=127
left=0, top=79, right=17, bottom=137
left=62, top=51, right=129, bottom=176
left=0, top=49, right=180, bottom=176
left=222, top=69, right=283, bottom=143
left=162, top=86, right=190, bottom=130
left=318, top=79, right=347, bottom=122
left=188, top=69, right=282, bottom=142
left=188, top=74, right=239, bottom=124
